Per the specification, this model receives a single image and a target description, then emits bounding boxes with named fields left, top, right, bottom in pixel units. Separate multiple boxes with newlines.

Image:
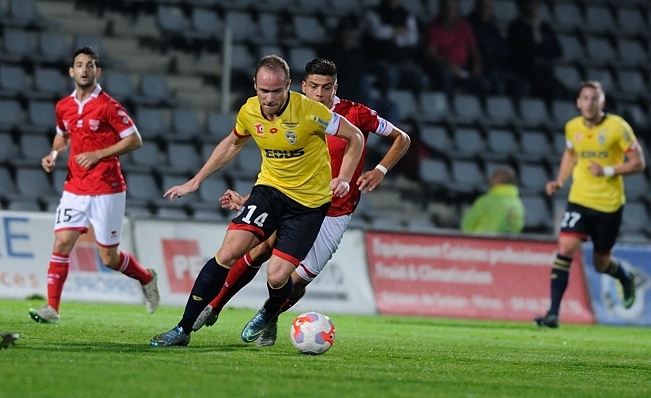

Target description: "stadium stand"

left=0, top=0, right=648, bottom=242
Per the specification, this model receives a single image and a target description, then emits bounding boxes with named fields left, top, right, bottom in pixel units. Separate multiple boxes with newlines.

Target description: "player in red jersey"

left=192, top=58, right=410, bottom=345
left=29, top=47, right=159, bottom=323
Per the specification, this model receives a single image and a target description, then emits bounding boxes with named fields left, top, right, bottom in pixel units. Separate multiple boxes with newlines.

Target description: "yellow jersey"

left=234, top=91, right=341, bottom=208
left=565, top=114, right=637, bottom=212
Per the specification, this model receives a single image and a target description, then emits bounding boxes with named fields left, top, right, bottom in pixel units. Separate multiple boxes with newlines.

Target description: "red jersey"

left=55, top=85, right=138, bottom=195
left=328, top=97, right=394, bottom=216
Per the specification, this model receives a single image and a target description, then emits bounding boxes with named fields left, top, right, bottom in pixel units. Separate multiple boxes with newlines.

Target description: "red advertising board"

left=162, top=238, right=204, bottom=293
left=366, top=232, right=594, bottom=324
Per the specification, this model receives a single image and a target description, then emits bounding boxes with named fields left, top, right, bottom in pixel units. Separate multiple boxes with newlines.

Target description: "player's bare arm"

left=76, top=131, right=142, bottom=169
left=588, top=144, right=646, bottom=177
left=331, top=117, right=364, bottom=197
left=546, top=148, right=576, bottom=196
left=164, top=132, right=249, bottom=202
left=42, top=134, right=70, bottom=173
left=357, top=127, right=410, bottom=193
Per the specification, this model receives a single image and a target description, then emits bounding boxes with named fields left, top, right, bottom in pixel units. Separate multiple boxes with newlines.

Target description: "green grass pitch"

left=1, top=299, right=650, bottom=398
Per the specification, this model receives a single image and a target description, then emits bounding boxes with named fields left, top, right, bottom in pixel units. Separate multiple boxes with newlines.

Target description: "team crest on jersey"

left=574, top=132, right=582, bottom=141
left=286, top=131, right=297, bottom=144
left=89, top=119, right=100, bottom=131
left=76, top=120, right=83, bottom=128
left=254, top=122, right=264, bottom=135
left=117, top=110, right=130, bottom=125
left=598, top=133, right=606, bottom=146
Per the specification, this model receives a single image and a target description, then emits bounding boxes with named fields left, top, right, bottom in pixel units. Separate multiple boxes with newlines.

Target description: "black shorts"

left=230, top=185, right=330, bottom=265
left=559, top=202, right=622, bottom=252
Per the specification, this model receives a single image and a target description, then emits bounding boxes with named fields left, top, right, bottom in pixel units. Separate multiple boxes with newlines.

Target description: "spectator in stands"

left=422, top=0, right=489, bottom=97
left=29, top=47, right=159, bottom=324
left=460, top=166, right=524, bottom=234
left=535, top=81, right=646, bottom=328
left=467, top=0, right=530, bottom=100
left=507, top=0, right=564, bottom=103
left=363, top=0, right=430, bottom=97
left=150, top=55, right=365, bottom=347
left=319, top=14, right=400, bottom=124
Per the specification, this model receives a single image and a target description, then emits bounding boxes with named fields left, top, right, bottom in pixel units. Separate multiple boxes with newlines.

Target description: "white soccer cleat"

left=28, top=304, right=60, bottom=324
left=142, top=269, right=160, bottom=314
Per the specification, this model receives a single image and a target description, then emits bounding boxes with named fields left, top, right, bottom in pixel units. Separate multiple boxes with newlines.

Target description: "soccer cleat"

left=621, top=273, right=636, bottom=309
left=192, top=305, right=219, bottom=332
left=142, top=269, right=160, bottom=314
left=28, top=305, right=60, bottom=324
left=241, top=307, right=273, bottom=343
left=534, top=313, right=559, bottom=328
left=255, top=318, right=278, bottom=347
left=150, top=326, right=190, bottom=347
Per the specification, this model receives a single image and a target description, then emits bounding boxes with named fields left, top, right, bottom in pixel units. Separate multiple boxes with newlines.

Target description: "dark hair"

left=255, top=54, right=290, bottom=83
left=304, top=58, right=337, bottom=82
left=71, top=46, right=100, bottom=68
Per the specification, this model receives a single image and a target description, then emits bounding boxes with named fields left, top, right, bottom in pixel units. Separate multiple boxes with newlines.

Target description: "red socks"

left=211, top=253, right=261, bottom=313
left=117, top=251, right=153, bottom=285
left=47, top=252, right=70, bottom=312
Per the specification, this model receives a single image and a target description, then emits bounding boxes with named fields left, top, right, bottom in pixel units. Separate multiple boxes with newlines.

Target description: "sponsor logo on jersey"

left=264, top=148, right=305, bottom=158
left=282, top=121, right=299, bottom=129
left=254, top=122, right=264, bottom=135
left=579, top=150, right=608, bottom=159
left=311, top=115, right=329, bottom=128
left=286, top=130, right=297, bottom=144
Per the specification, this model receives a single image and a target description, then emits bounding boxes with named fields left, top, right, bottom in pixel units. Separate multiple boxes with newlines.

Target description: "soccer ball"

left=289, top=312, right=335, bottom=355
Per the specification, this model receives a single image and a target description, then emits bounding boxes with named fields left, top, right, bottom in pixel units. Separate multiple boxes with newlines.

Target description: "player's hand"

left=219, top=189, right=244, bottom=211
left=357, top=169, right=385, bottom=194
left=545, top=180, right=562, bottom=196
left=41, top=151, right=57, bottom=173
left=330, top=177, right=350, bottom=197
left=75, top=151, right=101, bottom=169
left=588, top=160, right=603, bottom=176
left=164, top=180, right=199, bottom=202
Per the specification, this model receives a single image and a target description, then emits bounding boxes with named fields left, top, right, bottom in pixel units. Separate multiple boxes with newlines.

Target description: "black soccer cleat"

left=534, top=313, right=559, bottom=328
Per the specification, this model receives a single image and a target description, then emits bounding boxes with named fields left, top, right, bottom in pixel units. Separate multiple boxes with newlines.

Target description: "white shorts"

left=295, top=214, right=351, bottom=282
left=54, top=191, right=126, bottom=247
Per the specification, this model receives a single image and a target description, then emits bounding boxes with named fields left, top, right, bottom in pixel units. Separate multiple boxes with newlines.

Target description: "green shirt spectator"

left=461, top=166, right=525, bottom=234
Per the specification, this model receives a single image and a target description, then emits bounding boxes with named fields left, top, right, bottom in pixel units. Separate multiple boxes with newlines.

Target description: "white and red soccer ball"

left=290, top=311, right=335, bottom=355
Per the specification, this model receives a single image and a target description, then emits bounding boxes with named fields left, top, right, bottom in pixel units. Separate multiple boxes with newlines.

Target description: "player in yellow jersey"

left=150, top=55, right=364, bottom=346
left=535, top=81, right=646, bottom=328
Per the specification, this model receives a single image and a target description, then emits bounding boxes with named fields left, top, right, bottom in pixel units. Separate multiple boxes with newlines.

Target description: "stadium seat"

left=616, top=38, right=649, bottom=69
left=135, top=106, right=169, bottom=140
left=485, top=95, right=517, bottom=127
left=519, top=97, right=552, bottom=129
left=124, top=172, right=161, bottom=208
left=257, top=45, right=286, bottom=62
left=52, top=167, right=68, bottom=195
left=33, top=66, right=67, bottom=99
left=163, top=142, right=202, bottom=175
left=551, top=99, right=579, bottom=128
left=156, top=206, right=190, bottom=220
left=485, top=128, right=519, bottom=162
left=5, top=0, right=47, bottom=30
left=103, top=71, right=138, bottom=103
left=584, top=36, right=617, bottom=68
left=15, top=166, right=56, bottom=200
left=388, top=89, right=419, bottom=120
left=556, top=34, right=585, bottom=65
left=197, top=177, right=229, bottom=206
left=0, top=165, right=17, bottom=197
left=34, top=30, right=69, bottom=67
left=616, top=70, right=649, bottom=101
left=452, top=127, right=485, bottom=159
left=624, top=172, right=651, bottom=202
left=236, top=144, right=262, bottom=179
left=205, top=111, right=235, bottom=141
left=15, top=133, right=52, bottom=167
left=0, top=63, right=28, bottom=99
left=256, top=13, right=282, bottom=45
left=201, top=143, right=239, bottom=176
left=450, top=158, right=485, bottom=195
left=518, top=162, right=549, bottom=196
left=292, top=15, right=327, bottom=45
left=288, top=46, right=318, bottom=75
left=7, top=198, right=41, bottom=212
left=224, top=11, right=258, bottom=43
left=583, top=67, right=616, bottom=94
left=170, top=109, right=202, bottom=141
left=122, top=140, right=163, bottom=173
left=0, top=27, right=36, bottom=64
left=418, top=158, right=451, bottom=188
left=620, top=201, right=649, bottom=235
left=24, top=100, right=56, bottom=135
left=0, top=132, right=18, bottom=162
left=419, top=91, right=450, bottom=123
left=156, top=5, right=189, bottom=37
left=420, top=125, right=454, bottom=154
left=139, top=74, right=177, bottom=107
left=0, top=98, right=23, bottom=131
left=616, top=7, right=649, bottom=38
left=452, top=94, right=484, bottom=125
left=230, top=44, right=255, bottom=73
left=519, top=129, right=554, bottom=163
left=552, top=2, right=584, bottom=33
left=584, top=4, right=618, bottom=36
left=554, top=65, right=582, bottom=92
left=189, top=7, right=223, bottom=41
left=521, top=194, right=553, bottom=232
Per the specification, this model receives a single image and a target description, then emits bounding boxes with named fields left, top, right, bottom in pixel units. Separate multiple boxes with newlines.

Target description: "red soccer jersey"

left=328, top=97, right=394, bottom=217
left=55, top=85, right=138, bottom=195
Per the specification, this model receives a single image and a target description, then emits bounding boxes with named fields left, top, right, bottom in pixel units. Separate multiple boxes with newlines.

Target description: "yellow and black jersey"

left=234, top=91, right=341, bottom=208
left=565, top=114, right=638, bottom=212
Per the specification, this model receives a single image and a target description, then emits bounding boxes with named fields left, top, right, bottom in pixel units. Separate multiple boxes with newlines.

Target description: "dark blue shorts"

left=229, top=185, right=330, bottom=265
